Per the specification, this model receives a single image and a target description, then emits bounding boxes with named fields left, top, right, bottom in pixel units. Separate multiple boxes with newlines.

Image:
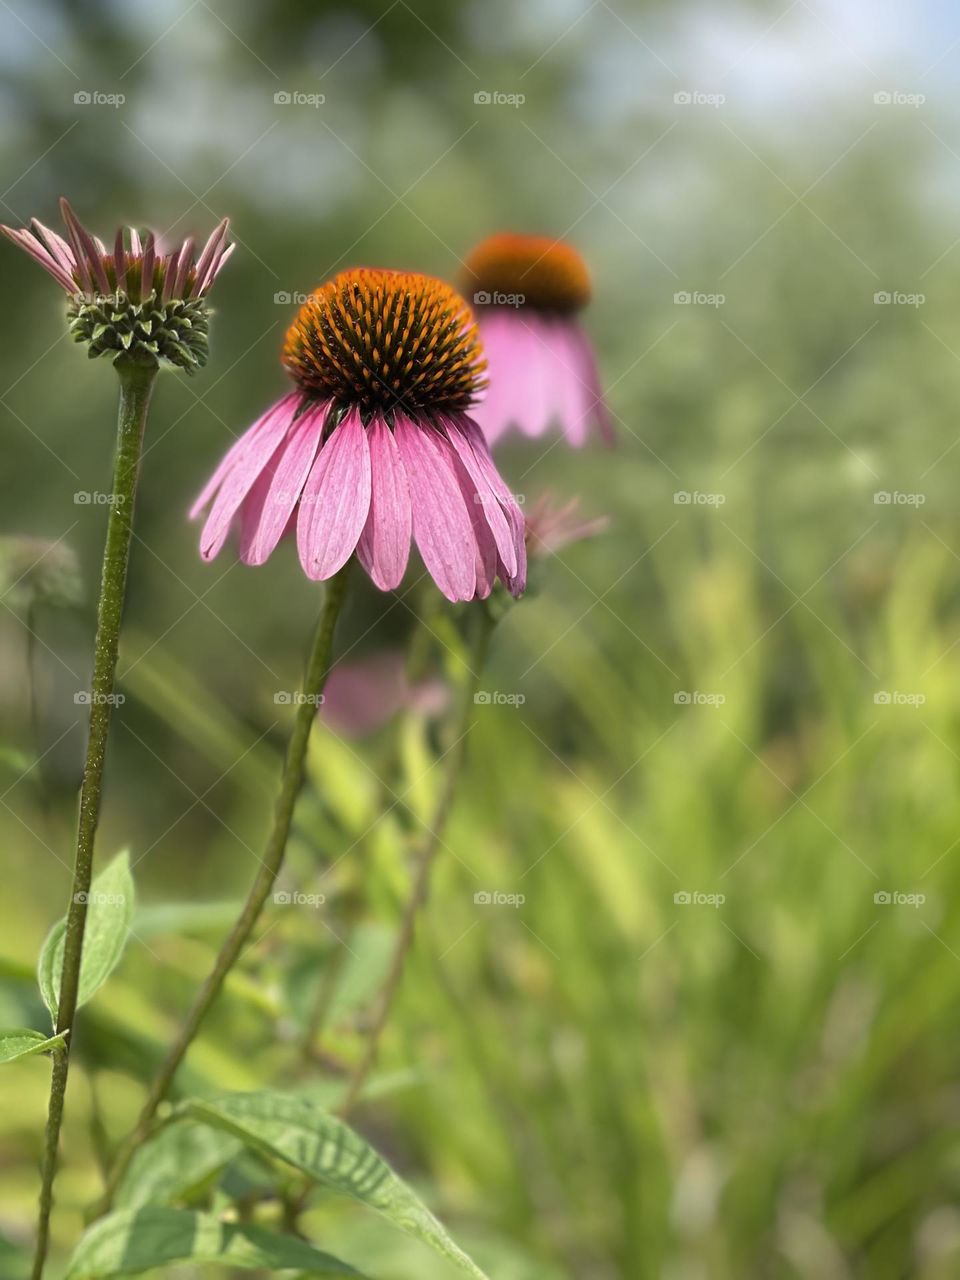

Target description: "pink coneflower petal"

left=0, top=227, right=76, bottom=291
left=31, top=220, right=75, bottom=276
left=457, top=415, right=526, bottom=547
left=442, top=413, right=519, bottom=577
left=192, top=219, right=230, bottom=297
left=569, top=323, right=614, bottom=445
left=357, top=414, right=412, bottom=591
left=297, top=408, right=372, bottom=581
left=190, top=392, right=302, bottom=520
left=60, top=198, right=109, bottom=294
left=140, top=233, right=156, bottom=304
left=198, top=395, right=300, bottom=560
left=172, top=237, right=195, bottom=298
left=394, top=413, right=477, bottom=603
left=241, top=400, right=328, bottom=566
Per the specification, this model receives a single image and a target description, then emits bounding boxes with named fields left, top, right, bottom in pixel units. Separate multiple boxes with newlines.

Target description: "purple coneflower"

left=1, top=198, right=232, bottom=371
left=192, top=267, right=527, bottom=603
left=462, top=233, right=612, bottom=447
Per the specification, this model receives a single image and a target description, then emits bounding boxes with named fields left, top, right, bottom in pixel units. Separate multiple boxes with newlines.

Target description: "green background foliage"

left=2, top=1, right=960, bottom=1277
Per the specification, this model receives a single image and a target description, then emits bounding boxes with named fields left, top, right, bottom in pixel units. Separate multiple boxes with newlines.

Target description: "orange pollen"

left=282, top=268, right=487, bottom=415
left=462, top=233, right=591, bottom=314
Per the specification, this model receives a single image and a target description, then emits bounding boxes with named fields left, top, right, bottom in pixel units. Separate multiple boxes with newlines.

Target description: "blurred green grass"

left=4, top=1, right=960, bottom=1277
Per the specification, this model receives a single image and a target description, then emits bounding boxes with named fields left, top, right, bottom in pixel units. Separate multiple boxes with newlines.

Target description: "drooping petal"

left=240, top=401, right=328, bottom=565
left=190, top=392, right=302, bottom=519
left=297, top=407, right=372, bottom=581
left=357, top=414, right=412, bottom=591
left=197, top=395, right=301, bottom=561
left=1, top=226, right=76, bottom=291
left=457, top=414, right=527, bottom=566
left=442, top=413, right=518, bottom=577
left=393, top=414, right=477, bottom=602
left=569, top=321, right=614, bottom=445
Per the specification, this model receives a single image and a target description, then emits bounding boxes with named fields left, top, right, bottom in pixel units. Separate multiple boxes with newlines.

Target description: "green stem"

left=31, top=356, right=157, bottom=1280
left=96, top=564, right=351, bottom=1213
left=337, top=603, right=496, bottom=1120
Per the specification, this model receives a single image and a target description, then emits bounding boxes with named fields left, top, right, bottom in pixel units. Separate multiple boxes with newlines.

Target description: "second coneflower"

left=192, top=268, right=526, bottom=602
left=462, top=233, right=612, bottom=448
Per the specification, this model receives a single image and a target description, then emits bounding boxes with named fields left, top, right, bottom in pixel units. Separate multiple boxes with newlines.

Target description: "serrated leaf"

left=64, top=1207, right=363, bottom=1278
left=180, top=1091, right=492, bottom=1280
left=0, top=1028, right=67, bottom=1064
left=114, top=1121, right=243, bottom=1209
left=38, top=849, right=135, bottom=1023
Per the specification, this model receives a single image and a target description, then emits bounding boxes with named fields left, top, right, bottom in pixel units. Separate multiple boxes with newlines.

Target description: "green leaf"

left=38, top=849, right=135, bottom=1022
left=180, top=1091, right=492, bottom=1280
left=0, top=1028, right=67, bottom=1064
left=114, top=1122, right=243, bottom=1209
left=64, top=1207, right=363, bottom=1277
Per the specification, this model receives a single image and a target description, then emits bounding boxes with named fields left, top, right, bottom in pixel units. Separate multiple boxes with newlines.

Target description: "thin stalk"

left=338, top=604, right=496, bottom=1119
left=31, top=355, right=157, bottom=1280
left=96, top=565, right=351, bottom=1213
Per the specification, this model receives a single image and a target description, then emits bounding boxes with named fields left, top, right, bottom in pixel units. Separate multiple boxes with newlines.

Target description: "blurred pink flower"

left=524, top=492, right=609, bottom=558
left=191, top=268, right=526, bottom=603
left=463, top=233, right=612, bottom=447
left=320, top=650, right=449, bottom=738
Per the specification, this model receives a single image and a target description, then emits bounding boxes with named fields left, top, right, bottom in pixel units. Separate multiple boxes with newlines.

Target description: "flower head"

left=192, top=267, right=526, bottom=603
left=1, top=199, right=233, bottom=372
left=462, top=232, right=612, bottom=447
left=523, top=491, right=609, bottom=559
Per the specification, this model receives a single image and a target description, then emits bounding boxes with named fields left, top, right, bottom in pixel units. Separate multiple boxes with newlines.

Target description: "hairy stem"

left=96, top=565, right=351, bottom=1213
left=338, top=604, right=496, bottom=1119
left=31, top=356, right=157, bottom=1280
